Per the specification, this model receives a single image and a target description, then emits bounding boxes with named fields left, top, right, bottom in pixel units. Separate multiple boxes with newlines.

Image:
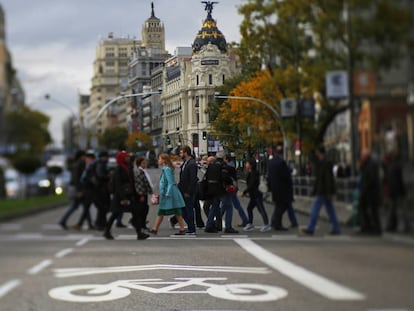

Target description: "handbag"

left=151, top=193, right=160, bottom=205
left=226, top=184, right=237, bottom=194
left=259, top=175, right=268, bottom=193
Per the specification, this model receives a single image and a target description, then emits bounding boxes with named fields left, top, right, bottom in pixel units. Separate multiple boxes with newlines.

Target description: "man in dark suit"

left=175, top=145, right=198, bottom=235
left=267, top=143, right=293, bottom=230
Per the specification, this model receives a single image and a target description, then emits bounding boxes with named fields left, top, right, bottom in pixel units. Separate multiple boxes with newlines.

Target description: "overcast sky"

left=1, top=0, right=245, bottom=148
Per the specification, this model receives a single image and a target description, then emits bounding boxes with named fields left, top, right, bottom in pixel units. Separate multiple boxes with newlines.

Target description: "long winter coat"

left=158, top=165, right=185, bottom=211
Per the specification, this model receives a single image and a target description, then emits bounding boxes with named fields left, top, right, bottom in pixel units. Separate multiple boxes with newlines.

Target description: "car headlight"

left=55, top=186, right=63, bottom=195
left=38, top=179, right=51, bottom=188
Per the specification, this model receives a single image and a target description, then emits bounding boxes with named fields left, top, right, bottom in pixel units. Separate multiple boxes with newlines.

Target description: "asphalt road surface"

left=0, top=168, right=413, bottom=311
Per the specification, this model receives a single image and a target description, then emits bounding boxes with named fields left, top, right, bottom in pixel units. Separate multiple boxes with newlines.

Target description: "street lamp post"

left=44, top=94, right=87, bottom=149
left=214, top=94, right=287, bottom=159
left=195, top=95, right=200, bottom=158
left=90, top=90, right=162, bottom=149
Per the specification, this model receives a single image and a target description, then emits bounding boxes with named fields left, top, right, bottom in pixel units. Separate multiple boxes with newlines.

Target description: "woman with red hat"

left=103, top=151, right=149, bottom=240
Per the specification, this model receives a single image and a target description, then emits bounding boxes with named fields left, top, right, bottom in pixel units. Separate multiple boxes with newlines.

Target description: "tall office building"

left=89, top=32, right=140, bottom=138
left=88, top=2, right=169, bottom=144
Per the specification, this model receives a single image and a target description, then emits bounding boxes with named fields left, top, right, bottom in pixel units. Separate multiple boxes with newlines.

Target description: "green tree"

left=99, top=127, right=129, bottom=150
left=237, top=0, right=413, bottom=144
left=4, top=106, right=51, bottom=154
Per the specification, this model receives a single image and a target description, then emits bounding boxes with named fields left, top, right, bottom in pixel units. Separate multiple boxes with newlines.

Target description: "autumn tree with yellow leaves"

left=213, top=0, right=412, bottom=156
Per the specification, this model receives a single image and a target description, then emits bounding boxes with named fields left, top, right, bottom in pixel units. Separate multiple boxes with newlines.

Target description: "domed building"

left=192, top=3, right=227, bottom=54
left=161, top=2, right=239, bottom=156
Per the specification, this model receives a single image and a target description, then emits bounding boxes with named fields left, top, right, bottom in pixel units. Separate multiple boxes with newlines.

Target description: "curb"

left=0, top=202, right=68, bottom=222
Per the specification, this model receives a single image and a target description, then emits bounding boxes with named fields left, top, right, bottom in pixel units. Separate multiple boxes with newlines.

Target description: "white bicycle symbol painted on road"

left=49, top=277, right=287, bottom=302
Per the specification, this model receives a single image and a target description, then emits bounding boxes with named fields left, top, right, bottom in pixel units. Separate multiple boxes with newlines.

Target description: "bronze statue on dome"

left=202, top=1, right=218, bottom=18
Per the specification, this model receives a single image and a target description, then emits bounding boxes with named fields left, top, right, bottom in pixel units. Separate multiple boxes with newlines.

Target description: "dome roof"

left=192, top=3, right=227, bottom=53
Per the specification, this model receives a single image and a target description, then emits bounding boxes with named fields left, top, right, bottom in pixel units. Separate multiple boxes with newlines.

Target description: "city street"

left=0, top=168, right=413, bottom=311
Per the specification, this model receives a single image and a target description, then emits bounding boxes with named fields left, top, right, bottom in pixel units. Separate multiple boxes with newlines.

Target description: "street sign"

left=300, top=98, right=315, bottom=118
left=281, top=98, right=297, bottom=117
left=326, top=71, right=349, bottom=98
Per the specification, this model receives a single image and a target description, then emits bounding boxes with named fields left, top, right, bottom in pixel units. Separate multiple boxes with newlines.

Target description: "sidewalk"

left=257, top=161, right=414, bottom=237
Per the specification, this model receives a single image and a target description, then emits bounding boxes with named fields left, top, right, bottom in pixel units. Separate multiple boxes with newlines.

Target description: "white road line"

left=76, top=237, right=89, bottom=246
left=42, top=224, right=62, bottom=230
left=0, top=223, right=21, bottom=231
left=55, top=248, right=73, bottom=258
left=15, top=233, right=43, bottom=239
left=53, top=264, right=271, bottom=278
left=27, top=259, right=53, bottom=275
left=0, top=279, right=22, bottom=299
left=234, top=238, right=365, bottom=301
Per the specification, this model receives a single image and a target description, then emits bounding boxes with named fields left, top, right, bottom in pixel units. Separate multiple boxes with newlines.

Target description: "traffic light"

left=166, top=135, right=171, bottom=145
left=202, top=131, right=207, bottom=140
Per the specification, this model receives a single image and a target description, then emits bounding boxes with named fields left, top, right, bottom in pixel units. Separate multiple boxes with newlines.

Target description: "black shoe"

left=237, top=223, right=248, bottom=228
left=116, top=223, right=127, bottom=228
left=103, top=232, right=114, bottom=240
left=69, top=224, right=81, bottom=230
left=299, top=228, right=314, bottom=236
left=174, top=230, right=186, bottom=235
left=329, top=230, right=341, bottom=236
left=274, top=226, right=288, bottom=231
left=224, top=228, right=239, bottom=234
left=149, top=229, right=158, bottom=235
left=204, top=227, right=218, bottom=233
left=59, top=222, right=68, bottom=230
left=137, top=232, right=150, bottom=240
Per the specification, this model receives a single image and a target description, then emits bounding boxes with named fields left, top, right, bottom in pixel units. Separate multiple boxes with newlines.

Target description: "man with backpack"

left=204, top=151, right=238, bottom=234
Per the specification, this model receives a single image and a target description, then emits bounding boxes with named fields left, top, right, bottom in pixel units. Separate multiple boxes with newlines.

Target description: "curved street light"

left=214, top=94, right=287, bottom=159
left=91, top=90, right=162, bottom=148
left=44, top=94, right=87, bottom=149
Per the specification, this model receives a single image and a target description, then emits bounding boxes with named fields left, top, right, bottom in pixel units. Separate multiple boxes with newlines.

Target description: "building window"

left=222, top=74, right=225, bottom=84
left=196, top=75, right=199, bottom=85
left=209, top=74, right=213, bottom=85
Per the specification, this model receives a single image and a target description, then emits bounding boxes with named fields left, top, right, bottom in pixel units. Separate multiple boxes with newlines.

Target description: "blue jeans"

left=307, top=195, right=340, bottom=233
left=231, top=194, right=248, bottom=225
left=206, top=196, right=221, bottom=229
left=246, top=191, right=269, bottom=225
left=287, top=202, right=298, bottom=226
left=59, top=196, right=82, bottom=225
left=220, top=193, right=234, bottom=229
left=182, top=193, right=196, bottom=233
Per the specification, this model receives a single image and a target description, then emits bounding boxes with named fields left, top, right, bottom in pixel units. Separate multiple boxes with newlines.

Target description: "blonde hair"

left=159, top=153, right=175, bottom=170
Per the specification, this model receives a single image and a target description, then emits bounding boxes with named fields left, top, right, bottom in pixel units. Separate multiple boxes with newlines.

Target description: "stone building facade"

left=160, top=5, right=239, bottom=157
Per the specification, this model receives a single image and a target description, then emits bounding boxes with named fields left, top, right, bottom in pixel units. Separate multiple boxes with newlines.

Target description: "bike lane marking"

left=52, top=264, right=271, bottom=278
left=27, top=259, right=53, bottom=275
left=55, top=248, right=74, bottom=258
left=0, top=279, right=22, bottom=299
left=234, top=238, right=365, bottom=301
left=75, top=237, right=89, bottom=247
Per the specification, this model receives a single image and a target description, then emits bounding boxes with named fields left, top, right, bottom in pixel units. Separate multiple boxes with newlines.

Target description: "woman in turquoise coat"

left=149, top=153, right=186, bottom=235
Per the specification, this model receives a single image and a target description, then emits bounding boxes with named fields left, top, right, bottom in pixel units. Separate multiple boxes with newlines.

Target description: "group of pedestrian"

left=59, top=149, right=155, bottom=240
left=58, top=141, right=409, bottom=239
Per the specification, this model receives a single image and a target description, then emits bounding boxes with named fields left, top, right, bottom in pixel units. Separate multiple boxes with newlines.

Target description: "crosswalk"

left=1, top=223, right=413, bottom=245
